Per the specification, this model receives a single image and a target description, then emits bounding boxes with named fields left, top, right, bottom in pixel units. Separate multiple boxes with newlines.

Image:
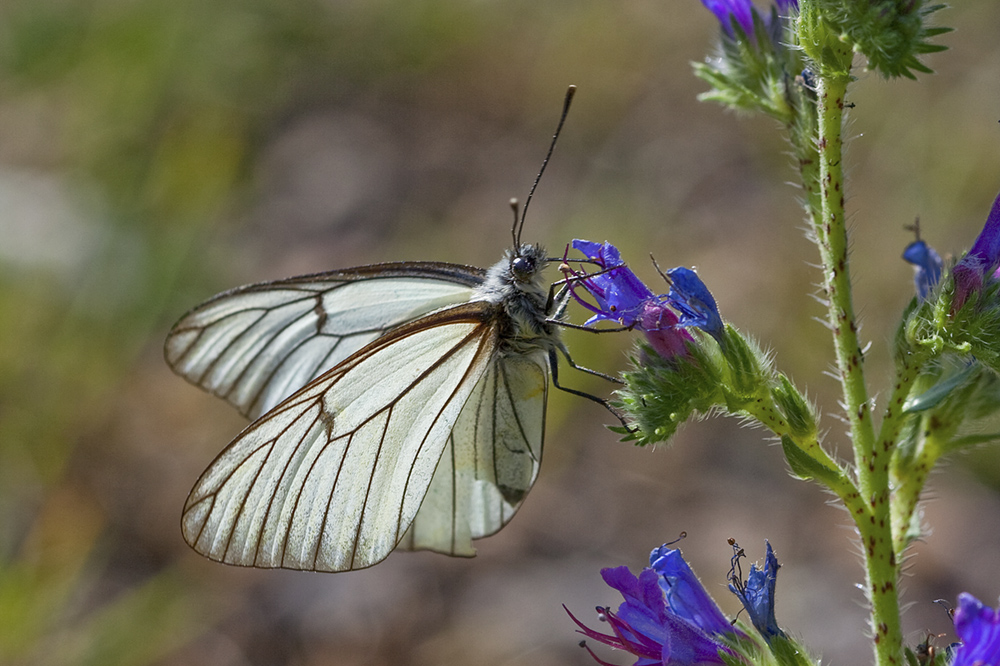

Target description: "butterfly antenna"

left=515, top=84, right=577, bottom=246
left=510, top=198, right=521, bottom=250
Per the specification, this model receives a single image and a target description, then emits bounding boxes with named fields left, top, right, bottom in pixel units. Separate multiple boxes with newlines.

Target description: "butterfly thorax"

left=476, top=243, right=561, bottom=354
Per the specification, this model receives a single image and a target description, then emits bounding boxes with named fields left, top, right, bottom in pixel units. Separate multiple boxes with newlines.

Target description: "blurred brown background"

left=1, top=1, right=999, bottom=664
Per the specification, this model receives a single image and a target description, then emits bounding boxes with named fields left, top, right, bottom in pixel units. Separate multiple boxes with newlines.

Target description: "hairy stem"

left=883, top=352, right=928, bottom=556
left=890, top=415, right=939, bottom=556
left=815, top=68, right=901, bottom=665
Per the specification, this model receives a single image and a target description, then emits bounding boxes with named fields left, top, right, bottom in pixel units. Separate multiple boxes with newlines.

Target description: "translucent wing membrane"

left=165, top=263, right=484, bottom=419
left=399, top=352, right=548, bottom=556
left=181, top=302, right=500, bottom=571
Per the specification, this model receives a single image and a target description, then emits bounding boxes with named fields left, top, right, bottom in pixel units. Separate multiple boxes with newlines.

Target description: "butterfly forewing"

left=399, top=352, right=547, bottom=556
left=165, top=264, right=484, bottom=419
left=181, top=302, right=500, bottom=571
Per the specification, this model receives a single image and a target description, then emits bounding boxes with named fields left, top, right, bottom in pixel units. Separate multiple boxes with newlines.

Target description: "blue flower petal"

left=728, top=541, right=785, bottom=640
left=571, top=549, right=747, bottom=666
left=572, top=239, right=610, bottom=261
left=701, top=0, right=754, bottom=37
left=902, top=239, right=942, bottom=300
left=665, top=267, right=724, bottom=341
left=953, top=190, right=1000, bottom=309
left=649, top=545, right=734, bottom=637
left=952, top=593, right=1000, bottom=666
left=570, top=240, right=656, bottom=327
left=965, top=191, right=1000, bottom=273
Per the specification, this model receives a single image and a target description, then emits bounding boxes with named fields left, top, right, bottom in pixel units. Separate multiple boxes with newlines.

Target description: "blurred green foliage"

left=0, top=0, right=346, bottom=662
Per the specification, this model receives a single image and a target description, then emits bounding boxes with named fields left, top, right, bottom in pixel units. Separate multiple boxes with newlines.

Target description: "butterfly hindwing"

left=398, top=350, right=548, bottom=556
left=180, top=302, right=501, bottom=572
left=165, top=263, right=484, bottom=419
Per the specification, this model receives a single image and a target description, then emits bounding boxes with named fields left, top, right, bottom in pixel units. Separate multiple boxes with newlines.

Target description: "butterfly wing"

left=164, top=263, right=485, bottom=419
left=398, top=351, right=548, bottom=556
left=180, top=301, right=501, bottom=572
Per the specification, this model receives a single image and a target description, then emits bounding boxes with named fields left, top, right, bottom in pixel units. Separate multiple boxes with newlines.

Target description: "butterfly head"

left=479, top=243, right=550, bottom=308
left=510, top=244, right=546, bottom=285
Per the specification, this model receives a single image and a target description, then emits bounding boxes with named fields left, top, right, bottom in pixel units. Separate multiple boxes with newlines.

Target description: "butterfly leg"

left=549, top=319, right=632, bottom=334
left=547, top=349, right=630, bottom=428
left=555, top=347, right=624, bottom=385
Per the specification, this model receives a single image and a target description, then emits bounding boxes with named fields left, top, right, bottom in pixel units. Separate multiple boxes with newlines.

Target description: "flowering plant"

left=563, top=1, right=1000, bottom=665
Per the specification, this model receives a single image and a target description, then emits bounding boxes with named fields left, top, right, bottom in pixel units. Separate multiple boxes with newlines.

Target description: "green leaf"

left=780, top=435, right=843, bottom=487
left=903, top=363, right=978, bottom=413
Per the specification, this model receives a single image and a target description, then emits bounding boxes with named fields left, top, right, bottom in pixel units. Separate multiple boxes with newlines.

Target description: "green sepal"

left=717, top=624, right=819, bottom=666
left=803, top=0, right=951, bottom=79
left=771, top=375, right=817, bottom=439
left=896, top=267, right=1000, bottom=369
left=615, top=323, right=824, bottom=448
left=613, top=341, right=724, bottom=447
left=796, top=0, right=854, bottom=78
left=768, top=634, right=820, bottom=666
left=718, top=324, right=770, bottom=403
left=951, top=281, right=1000, bottom=375
left=893, top=294, right=922, bottom=359
left=693, top=6, right=805, bottom=122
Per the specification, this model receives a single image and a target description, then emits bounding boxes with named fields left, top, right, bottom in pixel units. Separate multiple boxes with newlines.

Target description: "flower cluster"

left=566, top=542, right=810, bottom=666
left=565, top=240, right=723, bottom=361
left=693, top=0, right=805, bottom=124
left=799, top=0, right=950, bottom=80
left=567, top=240, right=816, bottom=448
left=565, top=544, right=749, bottom=666
left=898, top=189, right=1000, bottom=380
left=951, top=190, right=1000, bottom=310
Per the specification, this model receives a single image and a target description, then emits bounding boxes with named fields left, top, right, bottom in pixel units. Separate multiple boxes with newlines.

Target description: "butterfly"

left=165, top=86, right=602, bottom=572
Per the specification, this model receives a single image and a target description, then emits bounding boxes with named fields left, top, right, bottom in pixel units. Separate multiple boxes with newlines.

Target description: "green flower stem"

left=742, top=398, right=861, bottom=507
left=815, top=69, right=901, bottom=665
left=890, top=416, right=940, bottom=556
left=881, top=352, right=929, bottom=556
left=815, top=73, right=877, bottom=468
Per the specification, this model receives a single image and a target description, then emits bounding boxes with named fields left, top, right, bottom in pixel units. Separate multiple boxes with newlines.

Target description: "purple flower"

left=700, top=0, right=796, bottom=39
left=701, top=0, right=754, bottom=37
left=665, top=267, right=724, bottom=342
left=902, top=238, right=942, bottom=301
left=952, top=190, right=1000, bottom=310
left=640, top=301, right=695, bottom=361
left=566, top=547, right=746, bottom=666
left=570, top=240, right=657, bottom=328
left=951, top=593, right=1000, bottom=666
left=727, top=541, right=785, bottom=640
left=649, top=545, right=736, bottom=639
left=567, top=240, right=694, bottom=360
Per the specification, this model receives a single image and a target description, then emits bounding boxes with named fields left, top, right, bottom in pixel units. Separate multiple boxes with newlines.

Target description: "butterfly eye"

left=511, top=255, right=535, bottom=281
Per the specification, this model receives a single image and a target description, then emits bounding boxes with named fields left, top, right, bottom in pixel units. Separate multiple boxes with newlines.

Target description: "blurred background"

left=1, top=0, right=999, bottom=664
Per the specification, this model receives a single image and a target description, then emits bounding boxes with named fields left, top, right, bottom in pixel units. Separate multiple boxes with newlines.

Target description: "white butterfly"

left=165, top=87, right=597, bottom=572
